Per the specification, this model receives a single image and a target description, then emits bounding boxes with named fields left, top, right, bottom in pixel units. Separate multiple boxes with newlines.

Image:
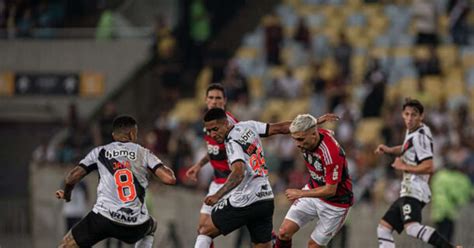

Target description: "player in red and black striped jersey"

left=186, top=84, right=237, bottom=247
left=300, top=127, right=353, bottom=208
left=275, top=114, right=353, bottom=248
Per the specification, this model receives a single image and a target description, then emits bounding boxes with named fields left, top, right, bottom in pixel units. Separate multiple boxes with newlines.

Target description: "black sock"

left=427, top=231, right=453, bottom=248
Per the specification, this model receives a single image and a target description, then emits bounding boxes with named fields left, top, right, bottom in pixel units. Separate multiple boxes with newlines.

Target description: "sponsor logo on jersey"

left=255, top=184, right=272, bottom=198
left=238, top=129, right=255, bottom=144
left=108, top=208, right=138, bottom=223
left=105, top=149, right=136, bottom=160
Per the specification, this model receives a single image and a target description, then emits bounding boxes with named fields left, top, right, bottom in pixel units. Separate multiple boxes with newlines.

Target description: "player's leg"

left=245, top=200, right=274, bottom=248
left=58, top=230, right=80, bottom=248
left=195, top=214, right=221, bottom=248
left=308, top=200, right=350, bottom=248
left=276, top=198, right=317, bottom=248
left=400, top=197, right=453, bottom=248
left=134, top=217, right=157, bottom=248
left=378, top=197, right=406, bottom=248
left=193, top=182, right=219, bottom=248
left=60, top=212, right=107, bottom=248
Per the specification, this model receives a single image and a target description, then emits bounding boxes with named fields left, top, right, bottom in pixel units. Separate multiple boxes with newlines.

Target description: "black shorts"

left=71, top=211, right=155, bottom=247
left=211, top=199, right=274, bottom=244
left=382, top=196, right=426, bottom=233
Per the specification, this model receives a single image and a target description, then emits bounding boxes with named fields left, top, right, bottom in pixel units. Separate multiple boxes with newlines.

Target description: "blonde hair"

left=289, top=114, right=317, bottom=133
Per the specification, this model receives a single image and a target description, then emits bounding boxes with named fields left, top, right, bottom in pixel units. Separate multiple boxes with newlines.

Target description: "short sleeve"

left=244, top=120, right=269, bottom=137
left=145, top=149, right=163, bottom=173
left=414, top=134, right=433, bottom=162
left=226, top=140, right=246, bottom=166
left=79, top=147, right=99, bottom=173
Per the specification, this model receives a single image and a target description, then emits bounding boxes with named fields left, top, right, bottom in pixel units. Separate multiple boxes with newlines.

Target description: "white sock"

left=405, top=223, right=435, bottom=243
left=135, top=235, right=154, bottom=248
left=377, top=224, right=395, bottom=248
left=195, top=234, right=213, bottom=248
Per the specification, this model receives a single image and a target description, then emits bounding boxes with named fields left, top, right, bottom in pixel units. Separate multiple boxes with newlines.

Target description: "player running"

left=55, top=115, right=176, bottom=248
left=374, top=99, right=455, bottom=248
left=275, top=114, right=353, bottom=248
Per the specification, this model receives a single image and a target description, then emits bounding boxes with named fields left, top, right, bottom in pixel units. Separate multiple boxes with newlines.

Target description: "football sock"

left=377, top=224, right=395, bottom=248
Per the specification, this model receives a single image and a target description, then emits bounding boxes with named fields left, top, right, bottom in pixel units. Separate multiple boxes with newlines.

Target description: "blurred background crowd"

left=1, top=0, right=473, bottom=247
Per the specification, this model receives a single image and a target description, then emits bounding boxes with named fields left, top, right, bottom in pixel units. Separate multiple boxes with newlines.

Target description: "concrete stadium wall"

left=0, top=39, right=150, bottom=121
left=29, top=164, right=474, bottom=248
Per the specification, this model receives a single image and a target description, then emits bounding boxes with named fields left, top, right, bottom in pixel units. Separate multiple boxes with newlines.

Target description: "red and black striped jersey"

left=203, top=111, right=238, bottom=183
left=302, top=128, right=353, bottom=208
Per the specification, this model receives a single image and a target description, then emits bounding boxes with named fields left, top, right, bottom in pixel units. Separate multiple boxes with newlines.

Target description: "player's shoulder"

left=318, top=128, right=334, bottom=136
left=226, top=111, right=239, bottom=124
left=414, top=124, right=433, bottom=138
left=227, top=122, right=254, bottom=142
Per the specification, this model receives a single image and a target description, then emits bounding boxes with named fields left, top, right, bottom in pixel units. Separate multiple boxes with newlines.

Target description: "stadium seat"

left=355, top=118, right=383, bottom=146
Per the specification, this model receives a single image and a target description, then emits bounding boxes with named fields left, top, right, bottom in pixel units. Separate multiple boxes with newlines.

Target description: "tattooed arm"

left=55, top=165, right=87, bottom=202
left=204, top=161, right=245, bottom=206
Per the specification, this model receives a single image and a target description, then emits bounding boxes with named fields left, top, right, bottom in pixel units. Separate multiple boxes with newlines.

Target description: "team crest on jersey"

left=304, top=153, right=323, bottom=171
left=105, top=149, right=136, bottom=160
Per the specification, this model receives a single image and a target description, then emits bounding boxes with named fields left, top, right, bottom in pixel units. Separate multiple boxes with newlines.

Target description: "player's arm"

left=285, top=183, right=337, bottom=201
left=392, top=157, right=433, bottom=174
left=185, top=154, right=210, bottom=181
left=315, top=113, right=339, bottom=124
left=204, top=160, right=245, bottom=206
left=153, top=164, right=176, bottom=185
left=267, top=121, right=292, bottom=136
left=374, top=144, right=403, bottom=156
left=56, top=165, right=88, bottom=202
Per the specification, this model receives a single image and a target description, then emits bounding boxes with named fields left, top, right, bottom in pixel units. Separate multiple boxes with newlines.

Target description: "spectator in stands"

left=310, top=62, right=328, bottom=118
left=96, top=8, right=114, bottom=40
left=362, top=79, right=386, bottom=118
left=415, top=45, right=441, bottom=77
left=412, top=0, right=439, bottom=46
left=221, top=60, right=248, bottom=102
left=16, top=8, right=33, bottom=37
left=0, top=0, right=6, bottom=30
left=93, top=102, right=117, bottom=146
left=333, top=32, right=353, bottom=83
left=293, top=17, right=310, bottom=50
left=264, top=12, right=283, bottom=65
left=190, top=0, right=211, bottom=68
left=275, top=68, right=303, bottom=99
left=61, top=180, right=89, bottom=232
left=447, top=0, right=470, bottom=46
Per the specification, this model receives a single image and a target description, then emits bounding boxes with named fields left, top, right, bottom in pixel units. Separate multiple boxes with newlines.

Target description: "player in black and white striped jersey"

left=56, top=115, right=176, bottom=248
left=374, top=99, right=456, bottom=248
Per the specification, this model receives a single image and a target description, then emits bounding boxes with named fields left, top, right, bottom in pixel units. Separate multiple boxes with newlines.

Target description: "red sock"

left=210, top=241, right=214, bottom=248
left=275, top=238, right=292, bottom=248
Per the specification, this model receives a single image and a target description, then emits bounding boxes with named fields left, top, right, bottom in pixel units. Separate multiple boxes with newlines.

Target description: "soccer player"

left=374, top=99, right=454, bottom=248
left=275, top=114, right=353, bottom=248
left=194, top=107, right=294, bottom=248
left=186, top=84, right=238, bottom=247
left=55, top=115, right=176, bottom=248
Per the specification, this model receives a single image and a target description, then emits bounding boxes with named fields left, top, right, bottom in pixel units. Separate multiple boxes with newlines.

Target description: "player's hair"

left=402, top=98, right=424, bottom=114
left=112, top=115, right=137, bottom=132
left=289, top=114, right=317, bottom=133
left=204, top=108, right=227, bottom=122
left=206, top=83, right=226, bottom=98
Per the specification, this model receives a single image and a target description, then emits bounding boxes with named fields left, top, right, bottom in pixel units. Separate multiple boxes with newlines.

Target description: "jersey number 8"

left=114, top=169, right=137, bottom=203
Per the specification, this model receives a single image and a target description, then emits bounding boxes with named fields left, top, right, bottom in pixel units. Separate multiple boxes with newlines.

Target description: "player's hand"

left=185, top=164, right=200, bottom=181
left=316, top=113, right=339, bottom=124
left=285, top=189, right=303, bottom=201
left=55, top=190, right=71, bottom=202
left=204, top=194, right=220, bottom=206
left=374, top=144, right=389, bottom=154
left=391, top=158, right=406, bottom=171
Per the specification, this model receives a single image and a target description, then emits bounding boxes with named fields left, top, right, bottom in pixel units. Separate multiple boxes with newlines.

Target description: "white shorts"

left=284, top=189, right=350, bottom=246
left=200, top=181, right=224, bottom=215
